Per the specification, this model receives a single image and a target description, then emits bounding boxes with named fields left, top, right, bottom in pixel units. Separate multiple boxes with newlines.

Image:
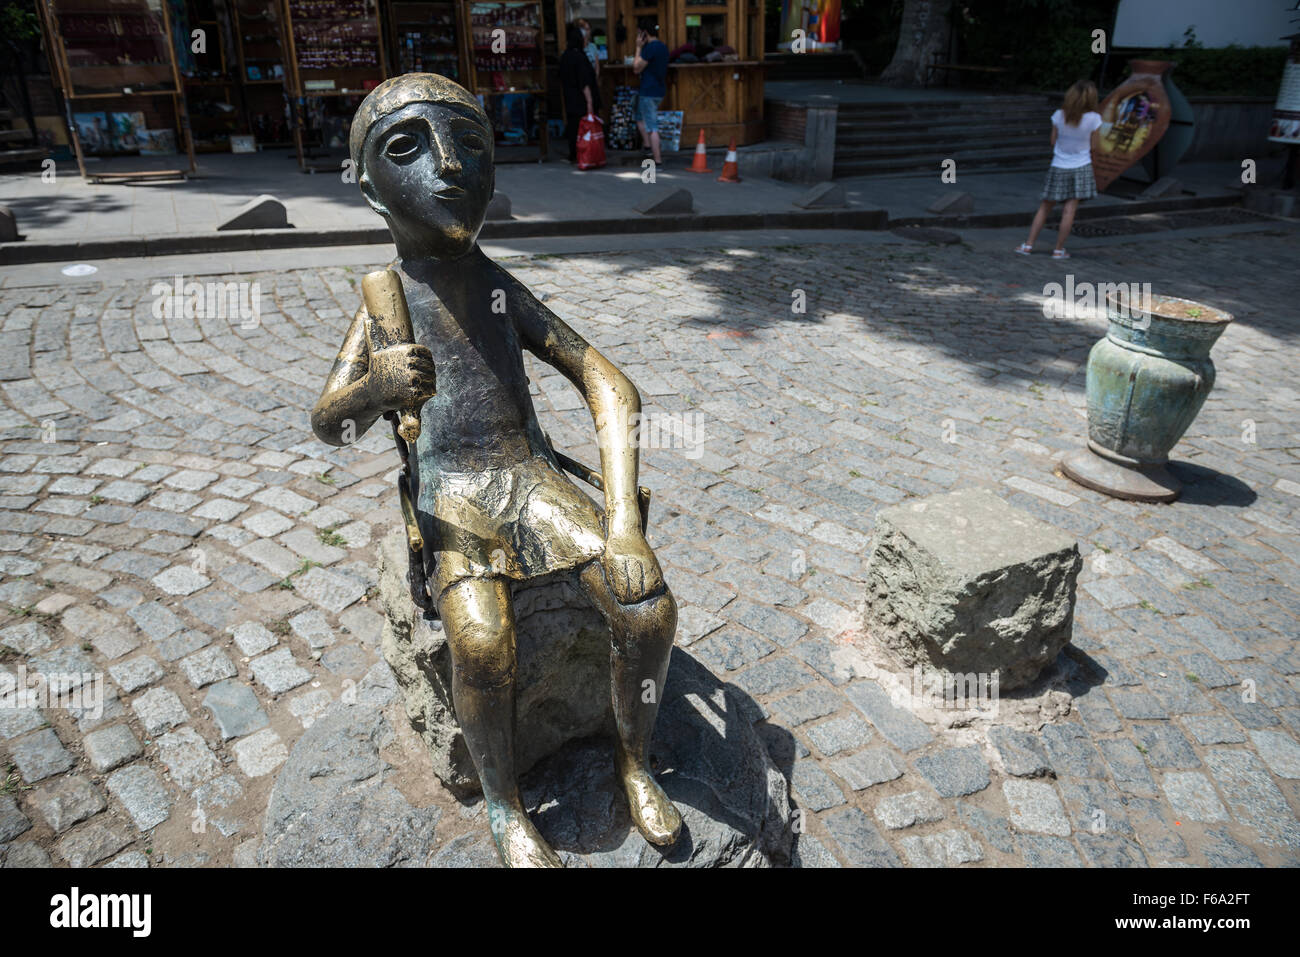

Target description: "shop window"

left=684, top=12, right=726, bottom=52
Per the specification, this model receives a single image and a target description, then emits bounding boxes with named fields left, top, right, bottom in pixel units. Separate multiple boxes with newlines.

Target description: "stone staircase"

left=764, top=52, right=864, bottom=82
left=833, top=93, right=1054, bottom=178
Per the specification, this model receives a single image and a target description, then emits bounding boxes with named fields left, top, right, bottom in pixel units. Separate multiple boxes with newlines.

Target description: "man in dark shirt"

left=633, top=21, right=668, bottom=165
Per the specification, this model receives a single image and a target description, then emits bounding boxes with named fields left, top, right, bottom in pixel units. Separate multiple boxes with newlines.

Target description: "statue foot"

left=616, top=750, right=683, bottom=847
left=488, top=801, right=564, bottom=868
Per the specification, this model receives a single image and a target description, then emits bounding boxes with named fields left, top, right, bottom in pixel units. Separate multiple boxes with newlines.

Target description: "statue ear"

left=358, top=171, right=390, bottom=217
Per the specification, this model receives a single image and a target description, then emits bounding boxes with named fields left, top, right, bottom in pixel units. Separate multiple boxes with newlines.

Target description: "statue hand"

left=365, top=344, right=436, bottom=415
left=602, top=527, right=664, bottom=605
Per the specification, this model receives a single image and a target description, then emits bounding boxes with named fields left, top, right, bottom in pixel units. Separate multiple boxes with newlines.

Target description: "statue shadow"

left=521, top=647, right=796, bottom=867
left=1166, top=461, right=1256, bottom=508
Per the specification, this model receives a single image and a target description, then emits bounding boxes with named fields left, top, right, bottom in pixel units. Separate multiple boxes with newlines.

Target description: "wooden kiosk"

left=595, top=0, right=764, bottom=148
left=38, top=0, right=198, bottom=182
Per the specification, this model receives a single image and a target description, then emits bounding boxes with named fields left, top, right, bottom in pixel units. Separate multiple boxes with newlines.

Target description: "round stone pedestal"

left=1060, top=446, right=1181, bottom=503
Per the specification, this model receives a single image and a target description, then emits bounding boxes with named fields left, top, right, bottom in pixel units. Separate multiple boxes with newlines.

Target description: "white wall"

left=1114, top=0, right=1295, bottom=48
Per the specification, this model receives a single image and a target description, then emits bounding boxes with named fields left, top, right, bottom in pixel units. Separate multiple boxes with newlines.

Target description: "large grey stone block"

left=262, top=649, right=793, bottom=867
left=377, top=528, right=612, bottom=795
left=863, top=488, right=1081, bottom=691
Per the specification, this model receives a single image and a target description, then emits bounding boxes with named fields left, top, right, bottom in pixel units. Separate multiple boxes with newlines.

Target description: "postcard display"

left=389, top=2, right=463, bottom=81
left=282, top=0, right=388, bottom=170
left=234, top=0, right=294, bottom=146
left=464, top=0, right=547, bottom=160
left=40, top=0, right=198, bottom=180
left=180, top=0, right=243, bottom=152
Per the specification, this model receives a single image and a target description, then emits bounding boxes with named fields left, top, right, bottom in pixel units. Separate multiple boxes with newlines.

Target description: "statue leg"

left=578, top=562, right=683, bottom=846
left=439, top=576, right=562, bottom=868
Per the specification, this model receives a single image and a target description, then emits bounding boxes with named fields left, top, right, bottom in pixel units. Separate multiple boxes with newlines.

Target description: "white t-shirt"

left=1051, top=109, right=1102, bottom=169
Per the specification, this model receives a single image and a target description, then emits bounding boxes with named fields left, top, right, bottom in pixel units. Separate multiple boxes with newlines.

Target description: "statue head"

left=350, top=74, right=495, bottom=260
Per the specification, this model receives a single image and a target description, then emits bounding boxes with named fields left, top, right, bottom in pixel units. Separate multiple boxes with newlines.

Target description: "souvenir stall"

left=597, top=0, right=763, bottom=148
left=461, top=0, right=549, bottom=160
left=282, top=0, right=389, bottom=170
left=38, top=0, right=198, bottom=180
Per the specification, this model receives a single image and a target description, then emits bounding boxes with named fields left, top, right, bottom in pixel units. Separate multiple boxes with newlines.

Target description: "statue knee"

left=618, top=588, right=677, bottom=652
left=441, top=580, right=516, bottom=688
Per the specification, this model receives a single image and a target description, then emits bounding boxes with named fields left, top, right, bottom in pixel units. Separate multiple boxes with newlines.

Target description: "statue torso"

left=396, top=252, right=553, bottom=476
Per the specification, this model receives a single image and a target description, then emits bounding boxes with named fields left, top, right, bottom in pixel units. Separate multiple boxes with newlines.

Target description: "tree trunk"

left=880, top=0, right=953, bottom=87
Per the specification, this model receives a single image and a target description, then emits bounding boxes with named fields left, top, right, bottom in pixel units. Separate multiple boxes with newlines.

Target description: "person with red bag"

left=559, top=25, right=602, bottom=167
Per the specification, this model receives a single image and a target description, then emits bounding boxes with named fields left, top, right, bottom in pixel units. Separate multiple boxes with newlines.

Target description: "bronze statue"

left=311, top=74, right=682, bottom=867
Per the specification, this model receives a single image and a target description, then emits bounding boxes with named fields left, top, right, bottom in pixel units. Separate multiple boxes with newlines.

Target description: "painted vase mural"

left=1093, top=59, right=1176, bottom=191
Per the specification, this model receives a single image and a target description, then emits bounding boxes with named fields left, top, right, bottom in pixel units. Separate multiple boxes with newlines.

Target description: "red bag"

left=577, top=114, right=605, bottom=171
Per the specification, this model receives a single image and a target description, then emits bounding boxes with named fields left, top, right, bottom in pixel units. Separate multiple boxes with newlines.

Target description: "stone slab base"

left=1060, top=448, right=1181, bottom=503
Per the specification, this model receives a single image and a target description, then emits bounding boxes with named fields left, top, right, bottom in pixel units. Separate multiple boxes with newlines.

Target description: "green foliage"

left=1, top=1, right=41, bottom=43
left=958, top=0, right=1117, bottom=90
left=840, top=0, right=904, bottom=75
left=1153, top=46, right=1286, bottom=97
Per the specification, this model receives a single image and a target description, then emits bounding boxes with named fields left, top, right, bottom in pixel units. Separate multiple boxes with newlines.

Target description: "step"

left=834, top=149, right=1048, bottom=176
left=836, top=110, right=1048, bottom=130
left=0, top=129, right=34, bottom=144
left=836, top=127, right=1048, bottom=148
left=836, top=95, right=1049, bottom=112
left=836, top=108, right=1050, bottom=127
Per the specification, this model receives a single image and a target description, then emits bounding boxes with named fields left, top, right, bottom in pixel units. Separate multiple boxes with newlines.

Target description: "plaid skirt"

left=1041, top=164, right=1097, bottom=202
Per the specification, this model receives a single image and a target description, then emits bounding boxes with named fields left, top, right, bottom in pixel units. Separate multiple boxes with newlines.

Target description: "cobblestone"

left=131, top=686, right=190, bottom=735
left=107, top=764, right=172, bottom=831
left=1, top=234, right=1298, bottom=867
left=832, top=748, right=904, bottom=791
left=1002, top=780, right=1071, bottom=837
left=83, top=723, right=142, bottom=773
left=11, top=729, right=74, bottom=783
left=31, top=775, right=105, bottom=833
left=913, top=746, right=990, bottom=798
left=179, top=646, right=238, bottom=688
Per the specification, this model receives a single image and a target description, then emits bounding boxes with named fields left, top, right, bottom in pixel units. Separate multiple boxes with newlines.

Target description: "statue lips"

left=432, top=183, right=466, bottom=200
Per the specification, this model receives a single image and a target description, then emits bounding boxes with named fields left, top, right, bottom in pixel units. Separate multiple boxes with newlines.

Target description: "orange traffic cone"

left=717, top=139, right=741, bottom=183
left=686, top=129, right=710, bottom=173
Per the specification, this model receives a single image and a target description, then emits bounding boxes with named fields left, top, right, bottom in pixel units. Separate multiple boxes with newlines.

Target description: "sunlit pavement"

left=1, top=224, right=1297, bottom=867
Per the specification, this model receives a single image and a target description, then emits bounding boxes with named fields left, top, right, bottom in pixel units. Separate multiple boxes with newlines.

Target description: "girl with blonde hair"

left=1017, top=79, right=1102, bottom=259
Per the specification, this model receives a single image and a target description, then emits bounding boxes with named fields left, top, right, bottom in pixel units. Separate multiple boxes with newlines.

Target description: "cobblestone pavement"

left=0, top=224, right=1297, bottom=868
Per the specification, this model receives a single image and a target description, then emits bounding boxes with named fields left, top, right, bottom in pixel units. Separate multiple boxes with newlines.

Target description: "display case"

left=182, top=0, right=243, bottom=152
left=282, top=0, right=388, bottom=170
left=389, top=1, right=464, bottom=81
left=233, top=0, right=293, bottom=146
left=462, top=0, right=547, bottom=160
left=38, top=0, right=197, bottom=180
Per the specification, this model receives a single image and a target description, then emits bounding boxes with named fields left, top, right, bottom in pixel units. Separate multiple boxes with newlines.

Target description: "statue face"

left=361, top=102, right=494, bottom=259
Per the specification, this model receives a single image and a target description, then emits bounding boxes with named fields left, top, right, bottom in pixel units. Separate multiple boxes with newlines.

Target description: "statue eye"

left=460, top=131, right=486, bottom=151
left=384, top=132, right=421, bottom=160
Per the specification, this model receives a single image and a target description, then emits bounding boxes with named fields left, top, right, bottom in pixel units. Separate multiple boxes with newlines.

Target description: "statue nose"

left=431, top=132, right=464, bottom=176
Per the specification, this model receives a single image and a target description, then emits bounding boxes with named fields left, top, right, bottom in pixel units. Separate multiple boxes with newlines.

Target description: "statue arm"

left=512, top=288, right=644, bottom=537
left=311, top=307, right=383, bottom=446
